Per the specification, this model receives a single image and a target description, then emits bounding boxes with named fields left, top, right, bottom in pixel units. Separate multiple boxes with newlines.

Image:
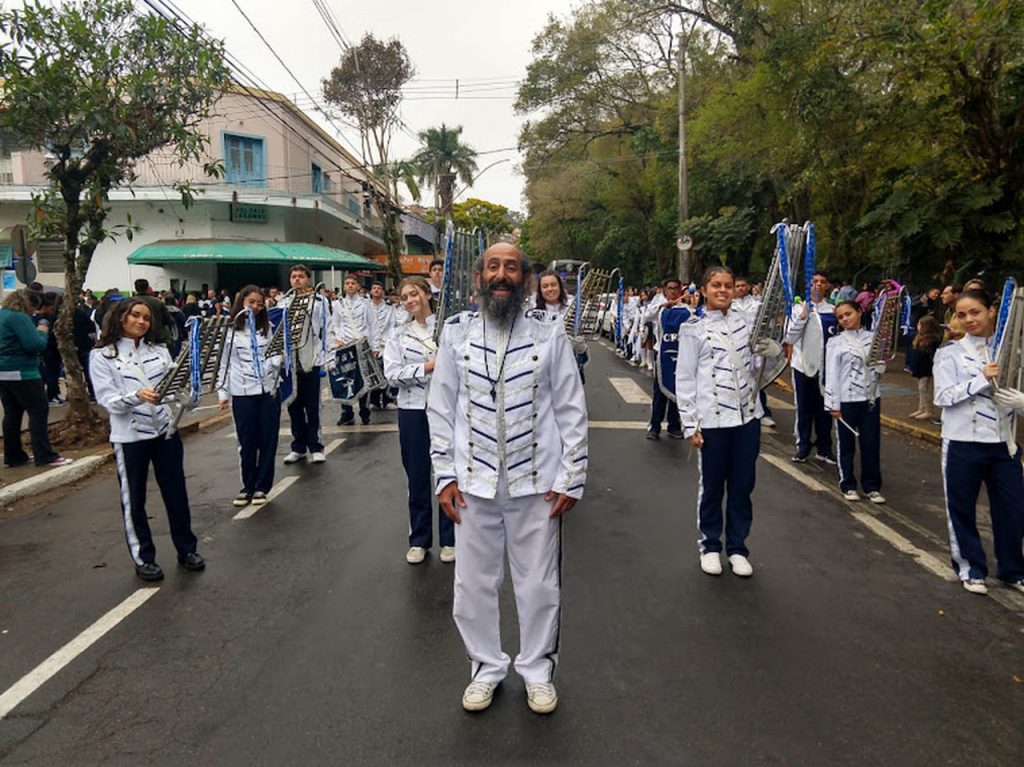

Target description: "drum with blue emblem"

left=656, top=305, right=692, bottom=401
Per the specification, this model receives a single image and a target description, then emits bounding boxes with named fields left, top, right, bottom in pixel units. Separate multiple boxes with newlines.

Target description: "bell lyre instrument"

left=866, top=279, right=907, bottom=366
left=749, top=221, right=799, bottom=387
left=564, top=264, right=620, bottom=342
left=994, top=277, right=1024, bottom=392
left=156, top=314, right=233, bottom=433
left=265, top=282, right=325, bottom=361
left=434, top=221, right=482, bottom=342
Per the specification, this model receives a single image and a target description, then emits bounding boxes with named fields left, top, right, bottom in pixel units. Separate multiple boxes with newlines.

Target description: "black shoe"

left=646, top=430, right=660, bottom=440
left=337, top=414, right=354, bottom=426
left=792, top=451, right=809, bottom=463
left=360, top=416, right=371, bottom=425
left=134, top=562, right=164, bottom=582
left=667, top=429, right=685, bottom=439
left=177, top=552, right=205, bottom=571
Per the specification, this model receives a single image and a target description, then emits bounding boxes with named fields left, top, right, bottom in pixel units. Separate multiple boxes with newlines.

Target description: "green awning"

left=127, top=239, right=384, bottom=270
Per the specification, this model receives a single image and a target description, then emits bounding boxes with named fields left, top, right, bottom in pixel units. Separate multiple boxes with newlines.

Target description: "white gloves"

left=993, top=387, right=1024, bottom=410
left=752, top=339, right=783, bottom=358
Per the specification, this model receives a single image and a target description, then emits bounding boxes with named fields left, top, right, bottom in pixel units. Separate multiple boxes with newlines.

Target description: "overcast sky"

left=161, top=0, right=581, bottom=212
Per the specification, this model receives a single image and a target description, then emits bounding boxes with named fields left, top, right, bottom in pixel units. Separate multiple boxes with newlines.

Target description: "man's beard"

left=479, top=277, right=526, bottom=327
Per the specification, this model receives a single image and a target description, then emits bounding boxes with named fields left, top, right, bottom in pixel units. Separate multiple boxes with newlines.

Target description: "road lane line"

left=589, top=420, right=649, bottom=429
left=766, top=395, right=795, bottom=411
left=233, top=475, right=299, bottom=520
left=609, top=377, right=651, bottom=404
left=226, top=421, right=662, bottom=439
left=758, top=453, right=829, bottom=492
left=323, top=438, right=345, bottom=455
left=0, top=588, right=159, bottom=719
left=849, top=512, right=956, bottom=582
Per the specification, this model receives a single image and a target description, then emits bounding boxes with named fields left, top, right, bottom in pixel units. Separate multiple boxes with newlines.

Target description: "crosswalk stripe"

left=609, top=377, right=651, bottom=404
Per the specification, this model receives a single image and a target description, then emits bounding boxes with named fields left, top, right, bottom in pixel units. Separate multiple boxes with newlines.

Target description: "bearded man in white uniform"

left=428, top=242, right=588, bottom=715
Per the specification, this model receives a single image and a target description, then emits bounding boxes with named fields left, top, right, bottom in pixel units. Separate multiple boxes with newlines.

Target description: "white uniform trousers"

left=453, top=487, right=561, bottom=684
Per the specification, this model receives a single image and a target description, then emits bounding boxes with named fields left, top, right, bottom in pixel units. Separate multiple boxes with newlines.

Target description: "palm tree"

left=411, top=124, right=478, bottom=217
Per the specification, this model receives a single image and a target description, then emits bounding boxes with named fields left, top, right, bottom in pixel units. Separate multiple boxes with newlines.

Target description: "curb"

left=0, top=409, right=234, bottom=507
left=772, top=378, right=940, bottom=448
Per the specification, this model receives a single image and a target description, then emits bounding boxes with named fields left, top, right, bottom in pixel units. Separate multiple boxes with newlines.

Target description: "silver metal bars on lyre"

left=265, top=285, right=322, bottom=359
left=156, top=315, right=233, bottom=433
left=435, top=221, right=482, bottom=341
left=866, top=282, right=906, bottom=365
left=564, top=265, right=617, bottom=340
left=995, top=285, right=1024, bottom=391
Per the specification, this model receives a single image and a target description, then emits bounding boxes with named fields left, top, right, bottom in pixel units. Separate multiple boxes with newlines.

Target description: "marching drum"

left=329, top=338, right=387, bottom=405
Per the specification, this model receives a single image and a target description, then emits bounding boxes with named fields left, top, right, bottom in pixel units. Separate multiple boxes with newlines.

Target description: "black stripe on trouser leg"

left=542, top=514, right=563, bottom=681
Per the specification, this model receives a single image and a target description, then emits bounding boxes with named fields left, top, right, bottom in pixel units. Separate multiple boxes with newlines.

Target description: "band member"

left=823, top=301, right=885, bottom=503
left=933, top=290, right=1024, bottom=596
left=676, top=266, right=779, bottom=578
left=428, top=258, right=445, bottom=299
left=277, top=265, right=332, bottom=464
left=428, top=242, right=588, bottom=715
left=367, top=281, right=395, bottom=410
left=89, top=298, right=204, bottom=581
left=535, top=269, right=569, bottom=315
left=784, top=271, right=837, bottom=464
left=218, top=286, right=284, bottom=507
left=383, top=277, right=454, bottom=565
left=331, top=275, right=375, bottom=425
left=644, top=278, right=685, bottom=440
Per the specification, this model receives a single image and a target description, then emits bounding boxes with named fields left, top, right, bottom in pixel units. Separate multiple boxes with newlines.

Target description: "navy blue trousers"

left=113, top=434, right=196, bottom=566
left=793, top=369, right=833, bottom=456
left=836, top=400, right=882, bottom=493
left=942, top=440, right=1024, bottom=582
left=649, top=374, right=680, bottom=434
left=399, top=409, right=453, bottom=549
left=341, top=394, right=370, bottom=422
left=233, top=393, right=281, bottom=494
left=697, top=418, right=760, bottom=556
left=288, top=368, right=323, bottom=454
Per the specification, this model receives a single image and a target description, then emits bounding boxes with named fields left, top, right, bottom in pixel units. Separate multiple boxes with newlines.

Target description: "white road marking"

left=323, top=438, right=346, bottom=455
left=233, top=475, right=299, bottom=520
left=759, top=453, right=829, bottom=492
left=766, top=395, right=795, bottom=411
left=850, top=512, right=956, bottom=582
left=589, top=420, right=649, bottom=429
left=0, top=588, right=159, bottom=719
left=609, top=377, right=651, bottom=404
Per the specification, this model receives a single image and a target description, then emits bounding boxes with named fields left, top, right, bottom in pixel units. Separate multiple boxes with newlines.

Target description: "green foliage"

left=518, top=0, right=1024, bottom=287
left=449, top=198, right=518, bottom=241
left=409, top=124, right=478, bottom=215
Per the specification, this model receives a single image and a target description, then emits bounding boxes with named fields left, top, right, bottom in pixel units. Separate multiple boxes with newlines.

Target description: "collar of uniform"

left=116, top=337, right=146, bottom=355
left=813, top=301, right=834, bottom=313
left=704, top=308, right=730, bottom=321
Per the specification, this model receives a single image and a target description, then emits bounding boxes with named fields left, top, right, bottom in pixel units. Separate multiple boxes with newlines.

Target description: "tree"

left=322, top=33, right=415, bottom=283
left=410, top=124, right=478, bottom=216
left=0, top=0, right=230, bottom=440
left=450, top=198, right=519, bottom=242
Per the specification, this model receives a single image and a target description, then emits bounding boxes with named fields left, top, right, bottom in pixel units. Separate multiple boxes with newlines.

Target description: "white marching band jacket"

left=331, top=295, right=375, bottom=349
left=934, top=335, right=1024, bottom=446
left=276, top=291, right=333, bottom=370
left=383, top=315, right=437, bottom=411
left=216, top=326, right=284, bottom=402
left=822, top=328, right=883, bottom=411
left=89, top=339, right=174, bottom=443
left=427, top=310, right=589, bottom=501
left=675, top=308, right=765, bottom=438
left=367, top=300, right=396, bottom=353
left=784, top=299, right=835, bottom=375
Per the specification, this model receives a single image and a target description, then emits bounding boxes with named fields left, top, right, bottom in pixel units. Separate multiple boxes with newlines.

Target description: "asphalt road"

left=1, top=340, right=1022, bottom=766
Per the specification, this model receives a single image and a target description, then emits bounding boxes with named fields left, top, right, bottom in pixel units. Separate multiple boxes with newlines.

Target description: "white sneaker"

left=439, top=546, right=456, bottom=563
left=761, top=416, right=776, bottom=428
left=462, top=681, right=497, bottom=712
left=525, top=681, right=558, bottom=714
left=962, top=578, right=988, bottom=595
left=699, top=552, right=722, bottom=575
left=309, top=451, right=326, bottom=464
left=283, top=451, right=305, bottom=464
left=406, top=546, right=426, bottom=564
left=866, top=491, right=886, bottom=504
left=728, top=554, right=754, bottom=577
left=1004, top=579, right=1024, bottom=595
left=843, top=490, right=861, bottom=501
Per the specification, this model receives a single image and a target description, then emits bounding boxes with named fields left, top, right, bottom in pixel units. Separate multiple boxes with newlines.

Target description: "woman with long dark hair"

left=217, top=286, right=283, bottom=508
left=534, top=269, right=568, bottom=314
left=383, top=276, right=454, bottom=564
left=89, top=298, right=204, bottom=581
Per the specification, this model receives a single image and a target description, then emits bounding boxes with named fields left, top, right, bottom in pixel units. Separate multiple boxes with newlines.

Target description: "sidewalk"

left=0, top=391, right=230, bottom=505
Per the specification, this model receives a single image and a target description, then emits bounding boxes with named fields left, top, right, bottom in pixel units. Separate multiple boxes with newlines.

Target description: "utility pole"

left=676, top=31, right=691, bottom=283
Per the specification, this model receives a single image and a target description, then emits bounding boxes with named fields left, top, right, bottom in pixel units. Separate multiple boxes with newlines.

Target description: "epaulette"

left=445, top=310, right=477, bottom=326
left=524, top=308, right=556, bottom=322
left=938, top=340, right=956, bottom=349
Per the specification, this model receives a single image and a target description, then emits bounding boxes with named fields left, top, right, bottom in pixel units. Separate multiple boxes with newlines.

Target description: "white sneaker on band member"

left=526, top=682, right=557, bottom=714
left=962, top=578, right=988, bottom=595
left=439, top=546, right=456, bottom=563
left=462, top=681, right=497, bottom=711
left=406, top=546, right=426, bottom=564
left=283, top=451, right=304, bottom=464
left=309, top=451, right=326, bottom=463
left=728, top=554, right=754, bottom=577
left=866, top=491, right=886, bottom=504
left=699, top=552, right=722, bottom=575
left=761, top=416, right=776, bottom=428
left=1004, top=579, right=1024, bottom=595
left=843, top=490, right=861, bottom=501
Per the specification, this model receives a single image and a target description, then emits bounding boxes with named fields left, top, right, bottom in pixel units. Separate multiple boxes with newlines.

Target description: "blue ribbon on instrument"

left=573, top=264, right=586, bottom=337
left=615, top=275, right=624, bottom=347
left=994, top=277, right=1017, bottom=349
left=900, top=292, right=913, bottom=335
left=804, top=222, right=816, bottom=302
left=774, top=223, right=794, bottom=313
left=476, top=227, right=485, bottom=257
left=245, top=308, right=263, bottom=381
left=187, top=316, right=202, bottom=404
